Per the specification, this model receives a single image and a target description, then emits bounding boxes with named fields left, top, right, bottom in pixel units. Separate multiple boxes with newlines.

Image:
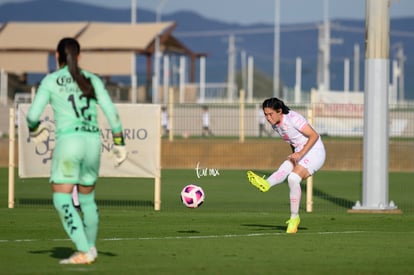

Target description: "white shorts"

left=297, top=141, right=326, bottom=175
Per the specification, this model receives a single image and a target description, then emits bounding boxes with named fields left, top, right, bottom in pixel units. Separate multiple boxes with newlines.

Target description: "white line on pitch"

left=0, top=231, right=381, bottom=243
left=102, top=231, right=370, bottom=241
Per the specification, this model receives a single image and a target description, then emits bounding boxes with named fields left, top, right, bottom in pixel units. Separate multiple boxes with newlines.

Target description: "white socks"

left=288, top=172, right=302, bottom=218
left=267, top=160, right=294, bottom=187
left=267, top=161, right=302, bottom=217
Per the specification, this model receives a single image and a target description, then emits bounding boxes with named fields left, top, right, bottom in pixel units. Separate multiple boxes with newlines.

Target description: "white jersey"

left=202, top=112, right=210, bottom=127
left=258, top=109, right=266, bottom=125
left=272, top=110, right=324, bottom=152
left=161, top=110, right=169, bottom=129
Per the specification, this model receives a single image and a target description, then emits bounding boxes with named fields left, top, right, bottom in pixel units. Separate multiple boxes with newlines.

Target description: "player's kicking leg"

left=246, top=171, right=270, bottom=192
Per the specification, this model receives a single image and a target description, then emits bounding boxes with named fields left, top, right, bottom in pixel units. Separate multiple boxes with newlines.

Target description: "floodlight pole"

left=353, top=44, right=360, bottom=92
left=323, top=0, right=330, bottom=92
left=153, top=0, right=168, bottom=104
left=227, top=34, right=236, bottom=102
left=131, top=0, right=137, bottom=23
left=273, top=0, right=280, bottom=98
left=351, top=0, right=399, bottom=212
left=130, top=0, right=137, bottom=103
left=394, top=44, right=405, bottom=101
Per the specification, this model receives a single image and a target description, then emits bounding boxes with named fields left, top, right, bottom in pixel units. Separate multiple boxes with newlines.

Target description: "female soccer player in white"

left=26, top=37, right=127, bottom=264
left=247, top=97, right=325, bottom=234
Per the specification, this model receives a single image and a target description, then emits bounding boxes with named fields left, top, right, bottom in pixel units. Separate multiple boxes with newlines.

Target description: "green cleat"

left=285, top=216, right=301, bottom=234
left=247, top=170, right=270, bottom=192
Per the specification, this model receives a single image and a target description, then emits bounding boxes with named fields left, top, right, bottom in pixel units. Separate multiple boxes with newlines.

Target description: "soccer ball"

left=180, top=184, right=205, bottom=208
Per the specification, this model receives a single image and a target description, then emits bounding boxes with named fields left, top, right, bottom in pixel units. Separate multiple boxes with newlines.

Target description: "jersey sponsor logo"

left=56, top=75, right=75, bottom=86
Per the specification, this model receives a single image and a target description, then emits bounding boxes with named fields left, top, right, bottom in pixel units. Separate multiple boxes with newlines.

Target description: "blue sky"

left=1, top=0, right=413, bottom=24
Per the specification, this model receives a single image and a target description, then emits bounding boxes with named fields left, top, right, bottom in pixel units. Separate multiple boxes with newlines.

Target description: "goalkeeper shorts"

left=50, top=133, right=101, bottom=186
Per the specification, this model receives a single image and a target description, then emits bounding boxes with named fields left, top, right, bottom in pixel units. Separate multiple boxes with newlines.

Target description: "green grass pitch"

left=0, top=168, right=413, bottom=274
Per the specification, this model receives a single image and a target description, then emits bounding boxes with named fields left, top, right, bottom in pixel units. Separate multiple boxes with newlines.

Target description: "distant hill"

left=1, top=0, right=413, bottom=99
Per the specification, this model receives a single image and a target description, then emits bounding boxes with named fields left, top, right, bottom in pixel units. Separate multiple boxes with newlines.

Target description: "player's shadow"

left=29, top=247, right=117, bottom=259
left=241, top=223, right=307, bottom=232
left=311, top=186, right=355, bottom=209
left=177, top=230, right=200, bottom=234
left=249, top=171, right=355, bottom=210
left=29, top=247, right=73, bottom=259
left=18, top=198, right=153, bottom=207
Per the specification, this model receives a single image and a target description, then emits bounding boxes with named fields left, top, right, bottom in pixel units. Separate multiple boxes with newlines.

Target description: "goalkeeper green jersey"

left=26, top=66, right=122, bottom=137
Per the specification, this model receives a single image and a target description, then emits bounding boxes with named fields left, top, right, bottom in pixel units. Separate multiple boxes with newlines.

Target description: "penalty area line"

left=0, top=230, right=376, bottom=243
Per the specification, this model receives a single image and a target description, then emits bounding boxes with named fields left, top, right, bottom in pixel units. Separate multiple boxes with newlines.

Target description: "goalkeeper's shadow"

left=30, top=247, right=117, bottom=259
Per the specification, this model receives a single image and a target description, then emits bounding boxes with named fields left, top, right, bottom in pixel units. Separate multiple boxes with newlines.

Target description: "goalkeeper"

left=26, top=37, right=127, bottom=264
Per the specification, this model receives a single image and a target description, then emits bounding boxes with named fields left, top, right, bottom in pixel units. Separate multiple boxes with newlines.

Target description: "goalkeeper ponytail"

left=57, top=37, right=96, bottom=99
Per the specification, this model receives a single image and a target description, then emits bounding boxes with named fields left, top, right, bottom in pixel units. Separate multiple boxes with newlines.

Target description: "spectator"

left=161, top=106, right=170, bottom=136
left=202, top=105, right=214, bottom=137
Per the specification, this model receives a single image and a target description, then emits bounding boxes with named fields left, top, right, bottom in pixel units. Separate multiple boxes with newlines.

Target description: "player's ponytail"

left=262, top=97, right=290, bottom=114
left=57, top=37, right=96, bottom=99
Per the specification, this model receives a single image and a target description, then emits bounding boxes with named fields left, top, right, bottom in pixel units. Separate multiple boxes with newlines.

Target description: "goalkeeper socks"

left=288, top=172, right=302, bottom=217
left=53, top=192, right=89, bottom=252
left=78, top=191, right=99, bottom=248
left=267, top=160, right=294, bottom=187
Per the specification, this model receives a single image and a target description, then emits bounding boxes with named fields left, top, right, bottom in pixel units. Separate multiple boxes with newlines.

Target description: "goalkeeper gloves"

left=28, top=122, right=51, bottom=144
left=111, top=134, right=128, bottom=167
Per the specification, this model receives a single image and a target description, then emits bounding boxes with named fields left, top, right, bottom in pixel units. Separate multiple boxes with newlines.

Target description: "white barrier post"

left=239, top=89, right=245, bottom=143
left=0, top=69, right=8, bottom=106
left=168, top=87, right=174, bottom=142
left=8, top=108, right=15, bottom=208
left=154, top=177, right=161, bottom=211
left=306, top=105, right=314, bottom=213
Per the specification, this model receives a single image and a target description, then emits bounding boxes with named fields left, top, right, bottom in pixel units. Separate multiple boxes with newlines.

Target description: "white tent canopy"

left=80, top=52, right=134, bottom=76
left=79, top=22, right=173, bottom=51
left=0, top=52, right=48, bottom=74
left=0, top=21, right=176, bottom=75
left=0, top=22, right=88, bottom=51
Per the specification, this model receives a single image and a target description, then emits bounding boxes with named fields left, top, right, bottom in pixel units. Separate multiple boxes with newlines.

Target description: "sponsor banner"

left=312, top=90, right=364, bottom=118
left=18, top=104, right=161, bottom=178
left=311, top=90, right=409, bottom=136
left=315, top=118, right=408, bottom=137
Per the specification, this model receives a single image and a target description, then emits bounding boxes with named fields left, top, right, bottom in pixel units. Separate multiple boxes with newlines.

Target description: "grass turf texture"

left=1, top=168, right=414, bottom=274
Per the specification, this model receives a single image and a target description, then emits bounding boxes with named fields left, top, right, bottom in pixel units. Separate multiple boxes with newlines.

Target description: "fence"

left=160, top=99, right=414, bottom=173
left=163, top=101, right=414, bottom=140
left=5, top=90, right=414, bottom=172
